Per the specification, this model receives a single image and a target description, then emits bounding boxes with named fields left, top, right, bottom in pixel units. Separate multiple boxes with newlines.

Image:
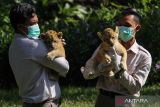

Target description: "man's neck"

left=15, top=30, right=27, bottom=36
left=121, top=37, right=135, bottom=50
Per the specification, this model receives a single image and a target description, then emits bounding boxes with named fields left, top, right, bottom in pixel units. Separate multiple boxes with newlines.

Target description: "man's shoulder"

left=138, top=45, right=151, bottom=58
left=15, top=34, right=44, bottom=47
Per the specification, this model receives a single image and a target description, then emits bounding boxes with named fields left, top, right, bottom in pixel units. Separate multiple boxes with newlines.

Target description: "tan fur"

left=40, top=30, right=65, bottom=61
left=95, top=27, right=127, bottom=77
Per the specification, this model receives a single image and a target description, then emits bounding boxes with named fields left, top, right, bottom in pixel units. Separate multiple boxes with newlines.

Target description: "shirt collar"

left=127, top=40, right=139, bottom=54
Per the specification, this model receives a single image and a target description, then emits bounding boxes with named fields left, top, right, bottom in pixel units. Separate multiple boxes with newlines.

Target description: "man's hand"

left=114, top=64, right=126, bottom=79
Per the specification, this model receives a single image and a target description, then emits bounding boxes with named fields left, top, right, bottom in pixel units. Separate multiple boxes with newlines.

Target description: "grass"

left=61, top=86, right=97, bottom=107
left=0, top=86, right=97, bottom=107
left=0, top=84, right=159, bottom=107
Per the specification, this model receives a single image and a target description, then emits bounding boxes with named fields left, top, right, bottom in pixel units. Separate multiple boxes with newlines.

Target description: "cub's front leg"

left=119, top=46, right=127, bottom=71
left=47, top=49, right=65, bottom=60
left=115, top=42, right=127, bottom=71
left=114, top=50, right=127, bottom=79
left=120, top=51, right=127, bottom=71
left=47, top=50, right=57, bottom=60
left=104, top=53, right=112, bottom=64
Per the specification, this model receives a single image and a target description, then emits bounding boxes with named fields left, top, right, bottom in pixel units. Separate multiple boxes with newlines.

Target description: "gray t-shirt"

left=9, top=33, right=69, bottom=103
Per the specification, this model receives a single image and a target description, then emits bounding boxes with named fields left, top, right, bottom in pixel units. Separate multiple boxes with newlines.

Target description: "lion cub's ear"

left=97, top=32, right=103, bottom=41
left=115, top=26, right=119, bottom=34
left=57, top=32, right=63, bottom=39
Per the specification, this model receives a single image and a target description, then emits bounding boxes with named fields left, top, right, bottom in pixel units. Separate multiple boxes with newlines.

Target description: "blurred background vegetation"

left=0, top=0, right=160, bottom=88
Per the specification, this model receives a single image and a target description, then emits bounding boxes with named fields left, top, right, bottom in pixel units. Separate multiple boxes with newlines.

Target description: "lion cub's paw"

left=104, top=55, right=111, bottom=64
left=46, top=53, right=56, bottom=61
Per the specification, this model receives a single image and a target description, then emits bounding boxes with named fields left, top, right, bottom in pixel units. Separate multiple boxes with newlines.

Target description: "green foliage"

left=137, top=6, right=160, bottom=85
left=0, top=3, right=15, bottom=88
left=0, top=4, right=13, bottom=59
left=0, top=0, right=160, bottom=87
left=141, top=83, right=160, bottom=95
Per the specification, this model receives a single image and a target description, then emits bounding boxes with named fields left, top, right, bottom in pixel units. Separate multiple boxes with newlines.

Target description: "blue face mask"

left=118, top=26, right=134, bottom=42
left=27, top=24, right=40, bottom=39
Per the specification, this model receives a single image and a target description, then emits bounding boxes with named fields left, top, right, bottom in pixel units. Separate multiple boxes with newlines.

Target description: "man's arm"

left=32, top=40, right=69, bottom=77
left=82, top=46, right=101, bottom=79
left=40, top=57, right=69, bottom=77
left=118, top=55, right=152, bottom=94
left=34, top=56, right=69, bottom=77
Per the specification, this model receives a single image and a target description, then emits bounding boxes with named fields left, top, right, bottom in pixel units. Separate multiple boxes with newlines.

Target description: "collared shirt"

left=83, top=41, right=152, bottom=97
left=9, top=33, right=69, bottom=103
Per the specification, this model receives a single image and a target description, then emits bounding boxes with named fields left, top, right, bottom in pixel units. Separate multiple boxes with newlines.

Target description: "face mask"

left=118, top=26, right=134, bottom=42
left=27, top=24, right=40, bottom=39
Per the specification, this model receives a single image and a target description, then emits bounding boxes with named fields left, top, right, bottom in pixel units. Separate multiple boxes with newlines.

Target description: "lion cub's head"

left=40, top=30, right=63, bottom=44
left=97, top=27, right=119, bottom=47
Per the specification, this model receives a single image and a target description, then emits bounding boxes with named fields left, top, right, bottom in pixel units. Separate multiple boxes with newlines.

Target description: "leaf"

left=41, top=0, right=49, bottom=7
left=3, top=16, right=9, bottom=23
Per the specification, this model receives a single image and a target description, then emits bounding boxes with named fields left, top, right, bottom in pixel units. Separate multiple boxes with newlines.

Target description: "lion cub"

left=40, top=30, right=65, bottom=60
left=95, top=27, right=127, bottom=77
left=81, top=27, right=127, bottom=78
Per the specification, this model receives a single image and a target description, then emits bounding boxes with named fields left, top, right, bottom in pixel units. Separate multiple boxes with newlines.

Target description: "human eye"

left=123, top=22, right=132, bottom=27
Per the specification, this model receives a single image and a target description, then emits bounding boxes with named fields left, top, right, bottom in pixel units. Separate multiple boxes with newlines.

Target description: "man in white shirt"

left=9, top=3, right=69, bottom=107
left=82, top=8, right=152, bottom=107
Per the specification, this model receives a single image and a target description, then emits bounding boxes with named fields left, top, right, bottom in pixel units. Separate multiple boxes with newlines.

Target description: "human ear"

left=135, top=24, right=141, bottom=32
left=17, top=24, right=28, bottom=35
left=97, top=32, right=103, bottom=41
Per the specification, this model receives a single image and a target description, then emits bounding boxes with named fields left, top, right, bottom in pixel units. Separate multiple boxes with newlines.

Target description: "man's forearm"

left=51, top=57, right=69, bottom=77
left=118, top=65, right=151, bottom=94
left=82, top=58, right=100, bottom=79
left=118, top=71, right=141, bottom=94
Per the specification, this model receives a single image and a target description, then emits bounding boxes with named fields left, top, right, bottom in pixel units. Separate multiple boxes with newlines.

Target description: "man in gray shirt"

left=9, top=3, right=69, bottom=107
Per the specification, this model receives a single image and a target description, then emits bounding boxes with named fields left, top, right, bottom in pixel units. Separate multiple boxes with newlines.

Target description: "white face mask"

left=27, top=24, right=40, bottom=39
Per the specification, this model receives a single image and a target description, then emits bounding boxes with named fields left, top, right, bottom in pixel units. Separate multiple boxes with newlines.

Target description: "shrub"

left=0, top=4, right=16, bottom=88
left=0, top=0, right=159, bottom=87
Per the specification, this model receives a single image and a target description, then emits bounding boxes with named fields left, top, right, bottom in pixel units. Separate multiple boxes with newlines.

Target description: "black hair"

left=120, top=8, right=141, bottom=24
left=9, top=3, right=36, bottom=31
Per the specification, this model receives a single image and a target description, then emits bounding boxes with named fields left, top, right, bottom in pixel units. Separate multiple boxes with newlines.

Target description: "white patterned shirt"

left=83, top=41, right=152, bottom=97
